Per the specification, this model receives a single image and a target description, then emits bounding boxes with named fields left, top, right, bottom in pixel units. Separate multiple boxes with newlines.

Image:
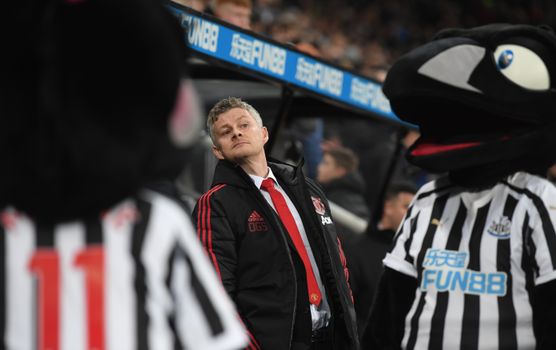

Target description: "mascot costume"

left=366, top=24, right=556, bottom=349
left=1, top=1, right=246, bottom=349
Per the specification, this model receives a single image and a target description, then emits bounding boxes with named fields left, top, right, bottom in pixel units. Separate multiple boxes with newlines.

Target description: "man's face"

left=215, top=3, right=251, bottom=30
left=211, top=107, right=268, bottom=163
left=317, top=154, right=345, bottom=184
left=382, top=191, right=415, bottom=231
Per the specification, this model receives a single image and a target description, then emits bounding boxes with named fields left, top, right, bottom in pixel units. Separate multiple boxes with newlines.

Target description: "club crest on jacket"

left=311, top=196, right=326, bottom=215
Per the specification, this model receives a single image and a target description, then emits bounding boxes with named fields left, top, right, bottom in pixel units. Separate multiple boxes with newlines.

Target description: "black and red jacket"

left=193, top=159, right=359, bottom=350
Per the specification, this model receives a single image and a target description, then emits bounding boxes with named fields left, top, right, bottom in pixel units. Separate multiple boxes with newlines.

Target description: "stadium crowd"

left=176, top=0, right=556, bottom=80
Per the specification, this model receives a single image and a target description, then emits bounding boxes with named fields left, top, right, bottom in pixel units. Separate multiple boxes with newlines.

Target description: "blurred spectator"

left=317, top=146, right=369, bottom=241
left=323, top=119, right=401, bottom=221
left=320, top=127, right=344, bottom=152
left=173, top=0, right=206, bottom=12
left=343, top=181, right=417, bottom=343
left=213, top=0, right=252, bottom=29
left=351, top=125, right=427, bottom=224
left=548, top=163, right=556, bottom=185
left=374, top=181, right=416, bottom=233
left=285, top=118, right=323, bottom=179
left=295, top=41, right=322, bottom=57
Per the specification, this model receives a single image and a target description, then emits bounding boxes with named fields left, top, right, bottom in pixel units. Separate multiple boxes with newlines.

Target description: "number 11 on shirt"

left=29, top=247, right=105, bottom=350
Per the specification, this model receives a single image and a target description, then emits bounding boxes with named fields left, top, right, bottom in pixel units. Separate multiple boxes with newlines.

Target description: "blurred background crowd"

left=175, top=0, right=556, bottom=81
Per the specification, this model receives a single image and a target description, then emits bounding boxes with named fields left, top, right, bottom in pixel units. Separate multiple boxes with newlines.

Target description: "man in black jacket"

left=193, top=97, right=359, bottom=350
left=317, top=146, right=369, bottom=222
left=344, top=181, right=416, bottom=342
left=317, top=145, right=370, bottom=244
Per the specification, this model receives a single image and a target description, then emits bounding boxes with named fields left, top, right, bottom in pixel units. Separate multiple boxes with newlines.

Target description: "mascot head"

left=383, top=24, right=556, bottom=187
left=3, top=0, right=202, bottom=222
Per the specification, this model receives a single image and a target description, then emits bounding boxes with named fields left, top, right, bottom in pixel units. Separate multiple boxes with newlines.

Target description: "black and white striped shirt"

left=384, top=172, right=556, bottom=350
left=0, top=190, right=247, bottom=350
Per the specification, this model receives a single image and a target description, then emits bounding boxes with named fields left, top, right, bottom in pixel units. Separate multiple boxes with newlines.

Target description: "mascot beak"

left=417, top=44, right=486, bottom=94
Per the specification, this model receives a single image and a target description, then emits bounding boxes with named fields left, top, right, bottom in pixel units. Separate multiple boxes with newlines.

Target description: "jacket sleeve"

left=363, top=194, right=420, bottom=349
left=533, top=279, right=556, bottom=349
left=192, top=187, right=262, bottom=350
left=193, top=186, right=238, bottom=296
left=336, top=236, right=354, bottom=304
left=363, top=267, right=417, bottom=350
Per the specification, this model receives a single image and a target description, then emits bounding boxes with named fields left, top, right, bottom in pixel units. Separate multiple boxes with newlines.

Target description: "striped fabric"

left=384, top=172, right=556, bottom=350
left=0, top=190, right=246, bottom=350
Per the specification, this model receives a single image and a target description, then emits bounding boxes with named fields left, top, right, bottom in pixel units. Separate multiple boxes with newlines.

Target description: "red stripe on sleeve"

left=197, top=185, right=225, bottom=248
left=199, top=184, right=226, bottom=278
left=246, top=330, right=261, bottom=350
left=201, top=190, right=209, bottom=247
left=337, top=237, right=354, bottom=303
left=236, top=314, right=261, bottom=350
left=196, top=193, right=204, bottom=242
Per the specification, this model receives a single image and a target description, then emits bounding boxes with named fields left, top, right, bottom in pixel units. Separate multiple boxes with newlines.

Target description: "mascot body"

left=1, top=1, right=245, bottom=349
left=367, top=24, right=556, bottom=349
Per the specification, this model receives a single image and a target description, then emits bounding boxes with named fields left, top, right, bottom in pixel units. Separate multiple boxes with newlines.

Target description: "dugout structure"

left=167, top=1, right=415, bottom=222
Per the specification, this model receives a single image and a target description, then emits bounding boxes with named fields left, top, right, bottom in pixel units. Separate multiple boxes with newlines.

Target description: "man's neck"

left=237, top=155, right=269, bottom=177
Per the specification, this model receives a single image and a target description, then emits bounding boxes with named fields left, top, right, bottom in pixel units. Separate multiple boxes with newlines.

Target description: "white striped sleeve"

left=527, top=182, right=556, bottom=286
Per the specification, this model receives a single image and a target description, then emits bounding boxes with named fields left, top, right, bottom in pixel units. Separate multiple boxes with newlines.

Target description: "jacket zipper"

left=272, top=210, right=297, bottom=348
left=284, top=231, right=297, bottom=349
left=251, top=183, right=298, bottom=348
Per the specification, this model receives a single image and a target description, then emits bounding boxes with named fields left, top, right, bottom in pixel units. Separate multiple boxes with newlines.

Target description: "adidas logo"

left=248, top=211, right=267, bottom=232
left=248, top=211, right=264, bottom=223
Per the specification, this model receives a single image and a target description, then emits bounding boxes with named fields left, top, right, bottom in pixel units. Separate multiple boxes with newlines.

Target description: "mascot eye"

left=497, top=50, right=514, bottom=68
left=493, top=44, right=550, bottom=90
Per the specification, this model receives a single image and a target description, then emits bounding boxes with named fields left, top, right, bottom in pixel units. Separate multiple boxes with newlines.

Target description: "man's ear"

left=212, top=145, right=225, bottom=160
left=262, top=126, right=269, bottom=144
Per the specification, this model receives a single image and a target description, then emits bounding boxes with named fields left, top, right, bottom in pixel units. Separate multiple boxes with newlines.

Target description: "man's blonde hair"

left=207, top=97, right=263, bottom=143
